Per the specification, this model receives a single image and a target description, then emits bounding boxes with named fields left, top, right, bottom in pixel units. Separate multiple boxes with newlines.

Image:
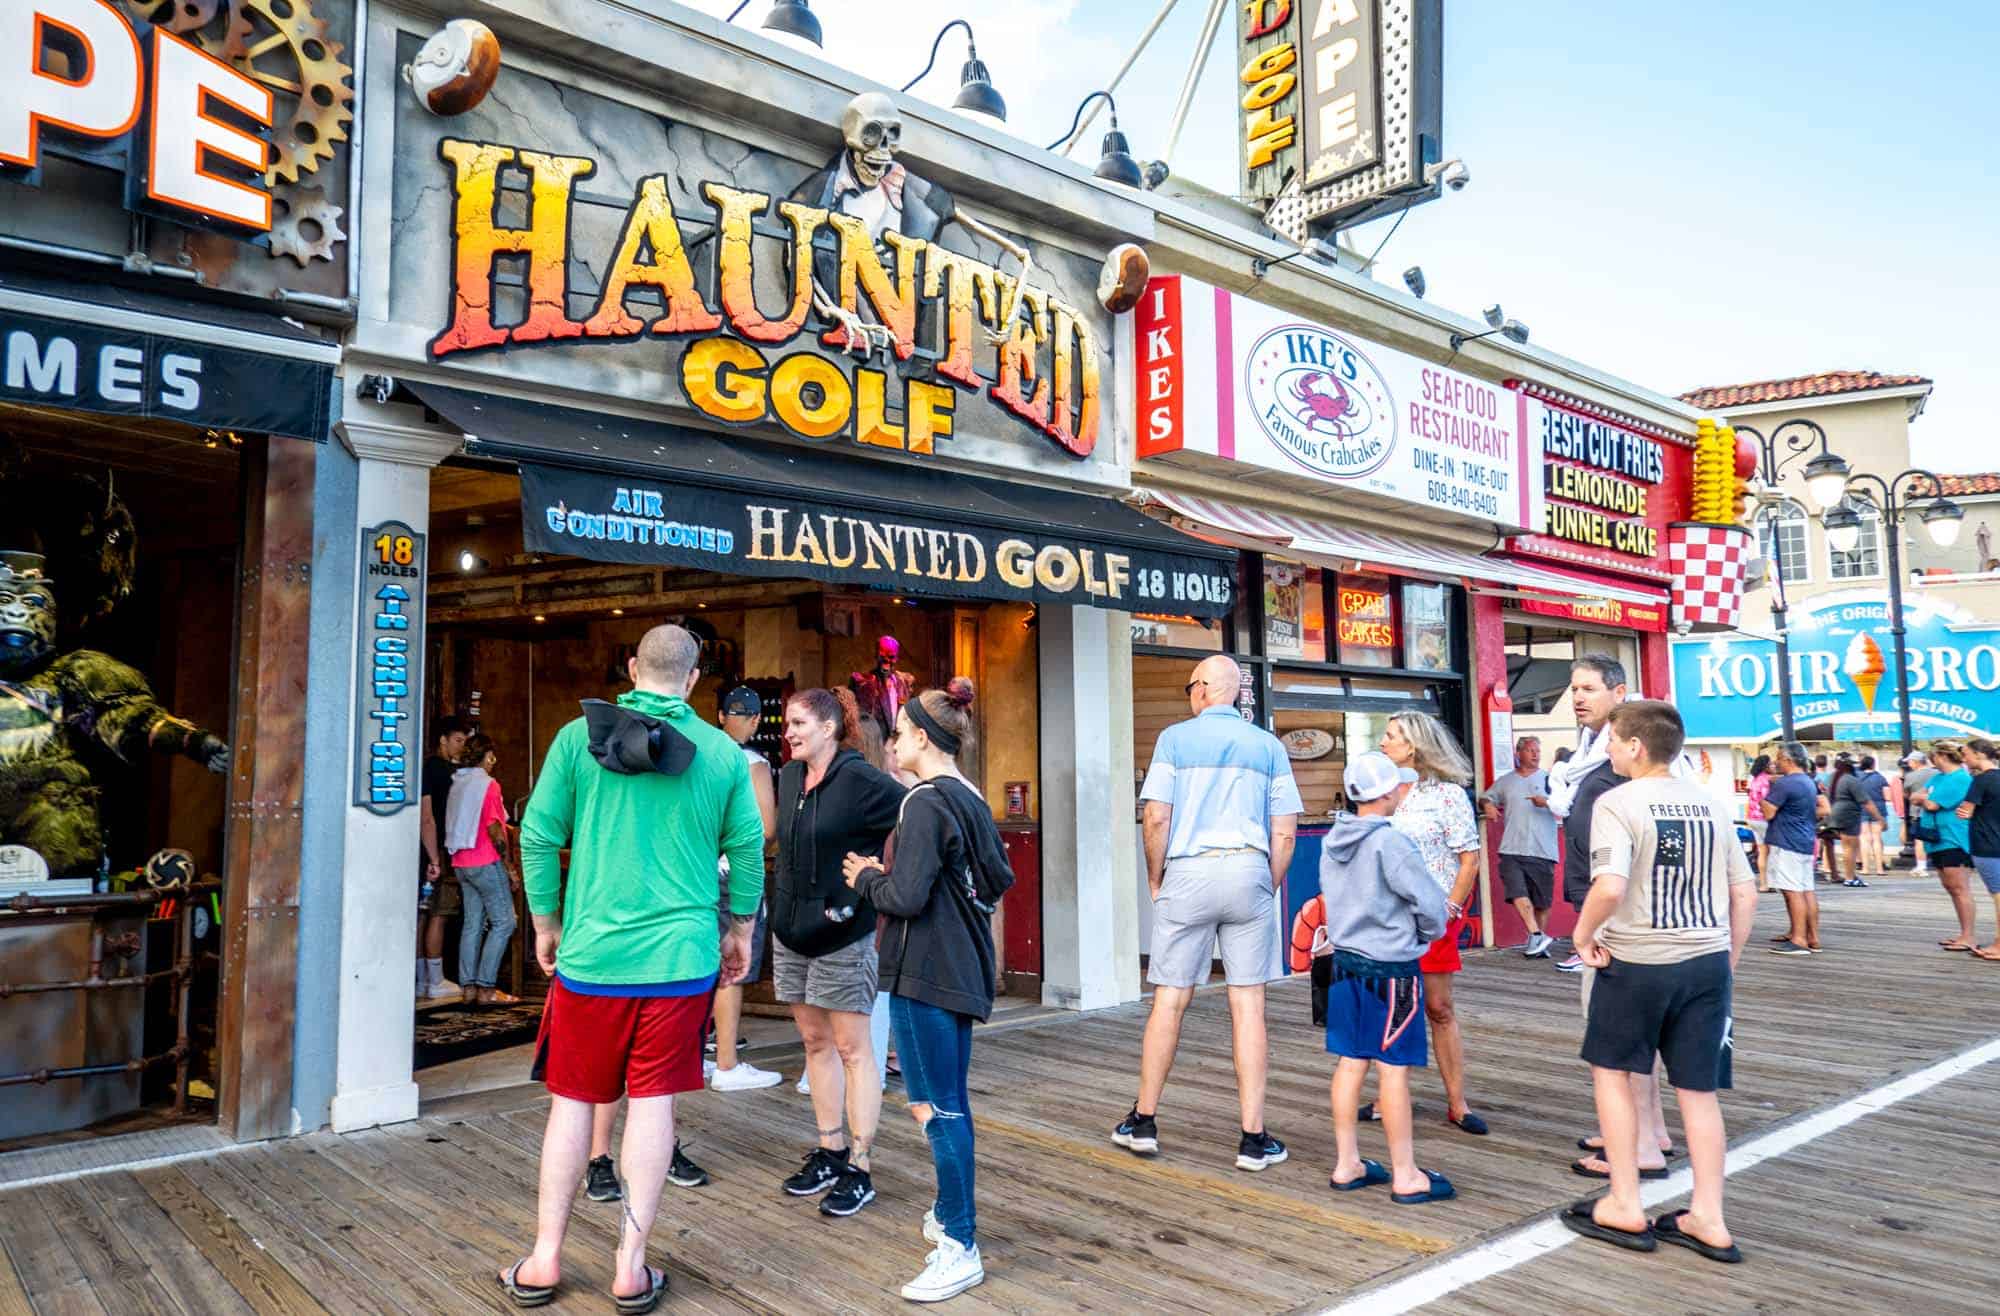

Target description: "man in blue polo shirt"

left=1762, top=742, right=1821, bottom=955
left=1113, top=654, right=1301, bottom=1173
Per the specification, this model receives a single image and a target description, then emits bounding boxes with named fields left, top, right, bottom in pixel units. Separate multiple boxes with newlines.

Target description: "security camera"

left=1425, top=158, right=1470, bottom=191
left=1674, top=618, right=1694, bottom=636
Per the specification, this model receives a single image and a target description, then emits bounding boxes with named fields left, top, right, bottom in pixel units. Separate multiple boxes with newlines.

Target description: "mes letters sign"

left=3, top=0, right=275, bottom=232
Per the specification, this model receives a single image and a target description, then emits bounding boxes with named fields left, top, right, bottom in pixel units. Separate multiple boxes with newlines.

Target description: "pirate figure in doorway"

left=0, top=551, right=229, bottom=881
left=792, top=91, right=1038, bottom=359
left=849, top=635, right=913, bottom=742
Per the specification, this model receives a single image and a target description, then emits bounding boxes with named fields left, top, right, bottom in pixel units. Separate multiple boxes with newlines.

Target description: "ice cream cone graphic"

left=1846, top=632, right=1887, bottom=712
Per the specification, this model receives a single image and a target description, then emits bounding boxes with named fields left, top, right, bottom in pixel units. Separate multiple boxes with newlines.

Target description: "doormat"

left=414, top=998, right=545, bottom=1070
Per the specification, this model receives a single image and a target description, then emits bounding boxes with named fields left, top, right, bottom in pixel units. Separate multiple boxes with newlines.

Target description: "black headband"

left=905, top=698, right=962, bottom=755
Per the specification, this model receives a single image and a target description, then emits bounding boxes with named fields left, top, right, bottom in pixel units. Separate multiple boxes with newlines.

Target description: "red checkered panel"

left=1669, top=523, right=1751, bottom=632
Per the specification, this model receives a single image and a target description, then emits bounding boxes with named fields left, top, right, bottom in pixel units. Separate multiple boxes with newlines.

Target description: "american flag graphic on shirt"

left=1650, top=820, right=1720, bottom=930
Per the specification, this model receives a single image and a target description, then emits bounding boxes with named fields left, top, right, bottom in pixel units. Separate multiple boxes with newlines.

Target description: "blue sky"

left=700, top=2, right=1995, bottom=469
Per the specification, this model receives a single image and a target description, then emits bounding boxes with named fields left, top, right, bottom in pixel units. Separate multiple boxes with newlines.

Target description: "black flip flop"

left=499, top=1260, right=556, bottom=1309
left=1654, top=1210, right=1743, bottom=1263
left=1390, top=1170, right=1456, bottom=1205
left=1357, top=1102, right=1383, bottom=1122
left=1576, top=1137, right=1679, bottom=1156
left=1330, top=1159, right=1391, bottom=1192
left=1570, top=1157, right=1669, bottom=1181
left=1559, top=1200, right=1656, bottom=1251
left=613, top=1266, right=670, bottom=1314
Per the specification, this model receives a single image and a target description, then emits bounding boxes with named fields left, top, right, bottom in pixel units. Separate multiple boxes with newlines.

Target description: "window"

left=1758, top=501, right=1811, bottom=585
left=1829, top=497, right=1884, bottom=580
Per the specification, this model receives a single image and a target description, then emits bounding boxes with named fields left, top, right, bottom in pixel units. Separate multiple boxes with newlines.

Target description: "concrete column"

left=327, top=397, right=460, bottom=1133
left=1038, top=605, right=1140, bottom=1010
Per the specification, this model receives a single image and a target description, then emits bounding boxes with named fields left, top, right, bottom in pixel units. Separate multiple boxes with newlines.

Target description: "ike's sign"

left=3, top=0, right=276, bottom=233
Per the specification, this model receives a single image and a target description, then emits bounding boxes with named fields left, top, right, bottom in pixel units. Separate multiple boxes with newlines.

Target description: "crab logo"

left=1244, top=325, right=1396, bottom=480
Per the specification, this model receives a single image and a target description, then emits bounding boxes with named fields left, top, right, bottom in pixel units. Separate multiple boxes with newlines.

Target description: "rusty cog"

left=117, top=0, right=225, bottom=34
left=219, top=0, right=355, bottom=186
left=267, top=182, right=345, bottom=266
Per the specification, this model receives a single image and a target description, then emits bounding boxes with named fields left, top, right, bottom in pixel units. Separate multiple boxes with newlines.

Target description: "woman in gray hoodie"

left=1320, top=752, right=1454, bottom=1205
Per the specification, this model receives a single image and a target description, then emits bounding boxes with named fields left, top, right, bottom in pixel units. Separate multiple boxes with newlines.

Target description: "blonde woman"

left=1376, top=711, right=1488, bottom=1136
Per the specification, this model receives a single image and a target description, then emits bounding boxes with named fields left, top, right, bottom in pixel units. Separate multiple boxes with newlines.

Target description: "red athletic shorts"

left=530, top=978, right=714, bottom=1103
left=1418, top=916, right=1467, bottom=975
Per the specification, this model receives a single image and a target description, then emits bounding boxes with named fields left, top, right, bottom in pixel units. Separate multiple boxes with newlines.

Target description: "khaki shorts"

left=773, top=936, right=878, bottom=1014
left=1148, top=850, right=1281, bottom=988
left=1767, top=847, right=1815, bottom=893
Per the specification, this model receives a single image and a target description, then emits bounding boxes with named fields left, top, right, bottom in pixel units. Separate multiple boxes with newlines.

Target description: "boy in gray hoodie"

left=1321, top=752, right=1455, bottom=1204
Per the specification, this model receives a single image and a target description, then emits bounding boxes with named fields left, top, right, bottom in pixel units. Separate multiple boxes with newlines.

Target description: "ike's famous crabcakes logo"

left=1244, top=325, right=1397, bottom=480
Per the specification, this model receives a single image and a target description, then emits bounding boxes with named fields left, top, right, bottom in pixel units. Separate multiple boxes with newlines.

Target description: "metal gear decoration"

left=117, top=0, right=225, bottom=34
left=220, top=0, right=356, bottom=186
left=267, top=182, right=345, bottom=266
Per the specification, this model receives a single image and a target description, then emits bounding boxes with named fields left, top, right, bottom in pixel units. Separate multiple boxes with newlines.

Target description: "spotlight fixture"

left=727, top=0, right=822, bottom=51
left=533, top=614, right=546, bottom=623
left=1448, top=315, right=1530, bottom=353
left=456, top=548, right=488, bottom=573
left=1402, top=266, right=1426, bottom=298
left=1251, top=237, right=1343, bottom=279
left=1047, top=91, right=1145, bottom=188
left=611, top=607, right=625, bottom=616
left=1483, top=304, right=1505, bottom=329
left=902, top=20, right=1005, bottom=127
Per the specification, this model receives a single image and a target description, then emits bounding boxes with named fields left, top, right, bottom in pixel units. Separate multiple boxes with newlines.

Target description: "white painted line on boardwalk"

left=0, top=1139, right=258, bottom=1194
left=1319, top=1035, right=2000, bottom=1315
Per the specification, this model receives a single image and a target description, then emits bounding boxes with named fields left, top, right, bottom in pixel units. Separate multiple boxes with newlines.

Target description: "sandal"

left=1559, top=1200, right=1656, bottom=1252
left=613, top=1265, right=669, bottom=1314
left=1570, top=1156, right=1669, bottom=1181
left=483, top=989, right=522, bottom=1005
left=1941, top=942, right=1976, bottom=952
left=498, top=1260, right=556, bottom=1309
left=1330, top=1159, right=1391, bottom=1192
left=1390, top=1170, right=1456, bottom=1204
left=1356, top=1102, right=1383, bottom=1122
left=1654, top=1210, right=1743, bottom=1263
left=1577, top=1135, right=1679, bottom=1156
left=1446, top=1111, right=1489, bottom=1136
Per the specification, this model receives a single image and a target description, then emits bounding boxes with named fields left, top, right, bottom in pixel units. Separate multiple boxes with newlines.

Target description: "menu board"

left=1335, top=574, right=1396, bottom=668
left=1263, top=560, right=1327, bottom=661
left=1401, top=581, right=1452, bottom=671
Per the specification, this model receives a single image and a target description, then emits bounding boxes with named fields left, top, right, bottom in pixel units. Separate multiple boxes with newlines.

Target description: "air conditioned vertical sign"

left=353, top=522, right=428, bottom=815
left=1237, top=1, right=1303, bottom=202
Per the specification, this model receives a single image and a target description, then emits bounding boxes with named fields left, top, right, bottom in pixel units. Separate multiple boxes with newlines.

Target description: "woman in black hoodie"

left=772, top=687, right=904, bottom=1218
left=841, top=678, right=1013, bottom=1304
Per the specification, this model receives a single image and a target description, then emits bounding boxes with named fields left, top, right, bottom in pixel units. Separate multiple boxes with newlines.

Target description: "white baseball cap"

left=1346, top=752, right=1405, bottom=803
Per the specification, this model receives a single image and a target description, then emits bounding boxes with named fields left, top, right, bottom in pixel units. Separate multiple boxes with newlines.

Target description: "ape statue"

left=0, top=551, right=229, bottom=880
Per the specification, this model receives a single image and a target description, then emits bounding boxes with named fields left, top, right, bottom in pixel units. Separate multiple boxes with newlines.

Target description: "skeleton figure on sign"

left=791, top=92, right=1037, bottom=360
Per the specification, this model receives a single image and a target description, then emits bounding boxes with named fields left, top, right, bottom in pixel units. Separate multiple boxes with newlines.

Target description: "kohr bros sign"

left=1671, top=591, right=2000, bottom=741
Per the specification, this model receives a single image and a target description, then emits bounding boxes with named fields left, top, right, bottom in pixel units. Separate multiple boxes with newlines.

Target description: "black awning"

left=410, top=383, right=1236, bottom=619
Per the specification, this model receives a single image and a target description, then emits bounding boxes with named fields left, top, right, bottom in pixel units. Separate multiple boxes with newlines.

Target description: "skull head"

left=840, top=92, right=902, bottom=188
left=0, top=552, right=56, bottom=677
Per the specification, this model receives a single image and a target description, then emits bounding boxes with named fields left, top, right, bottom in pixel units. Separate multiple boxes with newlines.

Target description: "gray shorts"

left=1148, top=851, right=1281, bottom=988
left=772, top=935, right=879, bottom=1014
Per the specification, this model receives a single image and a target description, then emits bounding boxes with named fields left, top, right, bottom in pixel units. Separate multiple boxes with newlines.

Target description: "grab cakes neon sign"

left=3, top=0, right=276, bottom=232
left=429, top=139, right=1105, bottom=462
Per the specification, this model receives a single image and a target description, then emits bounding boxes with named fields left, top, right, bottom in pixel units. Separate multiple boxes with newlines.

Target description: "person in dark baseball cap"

left=721, top=686, right=762, bottom=721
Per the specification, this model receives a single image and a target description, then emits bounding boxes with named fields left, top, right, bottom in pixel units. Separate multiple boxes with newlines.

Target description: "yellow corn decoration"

left=1692, top=417, right=1735, bottom=523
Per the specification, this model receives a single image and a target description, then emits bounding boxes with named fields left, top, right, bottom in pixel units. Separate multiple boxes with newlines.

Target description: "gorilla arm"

left=63, top=650, right=230, bottom=774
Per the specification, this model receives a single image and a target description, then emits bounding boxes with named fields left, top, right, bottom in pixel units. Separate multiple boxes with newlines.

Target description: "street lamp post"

left=1733, top=419, right=1838, bottom=744
left=1820, top=466, right=1964, bottom=760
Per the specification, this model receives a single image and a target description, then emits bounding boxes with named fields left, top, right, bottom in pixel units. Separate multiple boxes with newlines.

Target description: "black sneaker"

left=1111, top=1107, right=1159, bottom=1156
left=585, top=1154, right=621, bottom=1202
left=1235, top=1130, right=1288, bottom=1171
left=819, top=1164, right=876, bottom=1217
left=668, top=1141, right=710, bottom=1189
left=782, top=1146, right=848, bottom=1196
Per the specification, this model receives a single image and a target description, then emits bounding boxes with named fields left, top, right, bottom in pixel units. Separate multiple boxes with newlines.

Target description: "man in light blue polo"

left=1113, top=654, right=1301, bottom=1172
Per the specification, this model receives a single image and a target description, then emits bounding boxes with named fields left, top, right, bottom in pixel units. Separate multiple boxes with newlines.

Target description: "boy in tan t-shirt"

left=1563, top=701, right=1758, bottom=1265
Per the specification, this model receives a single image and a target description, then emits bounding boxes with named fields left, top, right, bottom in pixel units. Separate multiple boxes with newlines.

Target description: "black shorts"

left=1499, top=854, right=1555, bottom=907
left=1581, top=951, right=1734, bottom=1093
left=1929, top=848, right=1971, bottom=870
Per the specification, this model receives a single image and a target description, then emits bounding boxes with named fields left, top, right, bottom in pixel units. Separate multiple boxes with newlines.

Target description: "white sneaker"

left=426, top=978, right=461, bottom=999
left=713, top=1061, right=783, bottom=1092
left=1523, top=933, right=1554, bottom=958
left=1555, top=954, right=1584, bottom=974
left=900, top=1236, right=983, bottom=1303
left=796, top=1072, right=811, bottom=1095
left=703, top=1059, right=716, bottom=1082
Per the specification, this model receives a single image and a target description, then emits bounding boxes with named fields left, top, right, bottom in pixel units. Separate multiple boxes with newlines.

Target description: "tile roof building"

left=1679, top=371, right=1931, bottom=410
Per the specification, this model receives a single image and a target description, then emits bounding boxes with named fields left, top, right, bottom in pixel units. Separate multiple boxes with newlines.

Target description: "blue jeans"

left=454, top=862, right=516, bottom=988
left=890, top=995, right=976, bottom=1247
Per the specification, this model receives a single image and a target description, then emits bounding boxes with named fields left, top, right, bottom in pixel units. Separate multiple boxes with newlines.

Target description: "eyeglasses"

left=1184, top=678, right=1208, bottom=695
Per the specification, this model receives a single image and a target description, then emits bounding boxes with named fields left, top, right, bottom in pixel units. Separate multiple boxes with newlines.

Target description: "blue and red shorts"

left=1324, top=962, right=1429, bottom=1068
left=530, top=977, right=714, bottom=1103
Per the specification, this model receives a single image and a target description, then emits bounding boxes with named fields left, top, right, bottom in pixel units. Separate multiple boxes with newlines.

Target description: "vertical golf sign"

left=353, top=521, right=427, bottom=814
left=1237, top=1, right=1304, bottom=202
